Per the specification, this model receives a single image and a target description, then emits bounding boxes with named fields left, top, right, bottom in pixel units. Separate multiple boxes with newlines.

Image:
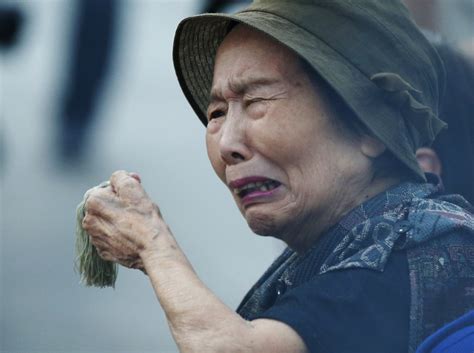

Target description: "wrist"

left=140, top=230, right=185, bottom=269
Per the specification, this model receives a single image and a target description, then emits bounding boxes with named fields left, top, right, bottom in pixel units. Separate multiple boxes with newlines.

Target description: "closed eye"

left=208, top=109, right=226, bottom=121
left=244, top=97, right=266, bottom=107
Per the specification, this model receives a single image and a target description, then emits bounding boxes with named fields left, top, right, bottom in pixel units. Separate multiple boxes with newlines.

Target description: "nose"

left=219, top=109, right=252, bottom=165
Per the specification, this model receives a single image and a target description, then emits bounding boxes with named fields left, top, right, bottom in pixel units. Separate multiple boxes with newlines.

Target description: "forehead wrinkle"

left=209, top=76, right=284, bottom=104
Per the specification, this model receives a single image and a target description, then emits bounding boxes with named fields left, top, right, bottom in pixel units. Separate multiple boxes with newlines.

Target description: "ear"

left=416, top=147, right=442, bottom=176
left=360, top=135, right=386, bottom=158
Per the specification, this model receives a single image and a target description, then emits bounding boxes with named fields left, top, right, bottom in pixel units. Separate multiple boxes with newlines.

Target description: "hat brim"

left=173, top=11, right=425, bottom=180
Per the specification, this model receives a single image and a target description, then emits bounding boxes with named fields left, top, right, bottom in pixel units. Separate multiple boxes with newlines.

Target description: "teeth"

left=234, top=180, right=279, bottom=196
left=245, top=182, right=257, bottom=190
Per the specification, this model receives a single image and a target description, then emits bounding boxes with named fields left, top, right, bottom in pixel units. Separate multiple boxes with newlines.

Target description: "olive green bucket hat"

left=173, top=0, right=446, bottom=180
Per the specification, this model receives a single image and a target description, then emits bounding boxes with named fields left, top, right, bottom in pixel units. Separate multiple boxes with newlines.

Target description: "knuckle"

left=110, top=170, right=127, bottom=184
left=110, top=170, right=142, bottom=197
left=89, top=236, right=102, bottom=250
left=86, top=196, right=101, bottom=211
left=88, top=228, right=101, bottom=239
left=122, top=179, right=136, bottom=189
left=94, top=187, right=110, bottom=198
left=82, top=214, right=94, bottom=228
left=87, top=229, right=101, bottom=242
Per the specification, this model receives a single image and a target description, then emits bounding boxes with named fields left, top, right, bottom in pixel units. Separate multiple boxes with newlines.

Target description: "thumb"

left=110, top=170, right=146, bottom=202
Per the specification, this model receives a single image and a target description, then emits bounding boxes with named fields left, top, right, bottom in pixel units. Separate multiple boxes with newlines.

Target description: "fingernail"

left=130, top=172, right=141, bottom=183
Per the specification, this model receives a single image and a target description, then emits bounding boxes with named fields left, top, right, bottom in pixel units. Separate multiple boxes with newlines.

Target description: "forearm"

left=83, top=169, right=305, bottom=353
left=140, top=232, right=253, bottom=353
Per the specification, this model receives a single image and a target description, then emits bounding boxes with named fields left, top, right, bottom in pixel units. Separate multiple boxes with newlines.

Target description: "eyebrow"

left=209, top=76, right=283, bottom=104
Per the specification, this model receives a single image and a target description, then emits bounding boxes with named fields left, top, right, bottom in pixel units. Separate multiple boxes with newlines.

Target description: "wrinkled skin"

left=205, top=25, right=389, bottom=251
left=82, top=170, right=167, bottom=271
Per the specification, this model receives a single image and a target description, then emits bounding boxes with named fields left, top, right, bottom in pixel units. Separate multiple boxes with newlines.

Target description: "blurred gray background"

left=0, top=0, right=281, bottom=352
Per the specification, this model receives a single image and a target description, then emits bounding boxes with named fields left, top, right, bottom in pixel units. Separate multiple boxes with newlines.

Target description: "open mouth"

left=233, top=179, right=281, bottom=198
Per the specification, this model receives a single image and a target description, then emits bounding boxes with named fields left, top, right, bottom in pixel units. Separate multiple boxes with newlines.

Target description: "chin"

left=245, top=207, right=282, bottom=237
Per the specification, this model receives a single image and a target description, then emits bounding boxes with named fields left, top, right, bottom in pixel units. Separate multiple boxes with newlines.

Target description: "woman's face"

left=206, top=25, right=369, bottom=248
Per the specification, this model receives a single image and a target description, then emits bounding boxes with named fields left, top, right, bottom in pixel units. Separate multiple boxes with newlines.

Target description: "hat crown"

left=240, top=0, right=445, bottom=147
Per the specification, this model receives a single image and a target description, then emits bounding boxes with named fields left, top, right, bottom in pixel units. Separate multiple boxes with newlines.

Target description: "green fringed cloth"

left=75, top=181, right=118, bottom=288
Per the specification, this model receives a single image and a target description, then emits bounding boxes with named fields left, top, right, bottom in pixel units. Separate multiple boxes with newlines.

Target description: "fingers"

left=82, top=215, right=117, bottom=262
left=110, top=170, right=146, bottom=202
left=85, top=189, right=119, bottom=221
left=80, top=170, right=154, bottom=271
left=82, top=213, right=112, bottom=237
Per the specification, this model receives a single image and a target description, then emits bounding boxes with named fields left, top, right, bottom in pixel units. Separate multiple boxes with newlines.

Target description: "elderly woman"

left=82, top=1, right=474, bottom=352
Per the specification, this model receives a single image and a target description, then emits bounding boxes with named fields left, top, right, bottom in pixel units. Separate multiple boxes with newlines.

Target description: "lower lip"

left=240, top=185, right=282, bottom=207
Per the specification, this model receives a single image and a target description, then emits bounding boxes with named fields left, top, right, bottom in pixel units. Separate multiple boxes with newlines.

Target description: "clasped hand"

left=82, top=170, right=167, bottom=271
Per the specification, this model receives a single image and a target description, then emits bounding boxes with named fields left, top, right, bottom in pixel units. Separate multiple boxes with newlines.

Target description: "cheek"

left=251, top=116, right=317, bottom=170
left=270, top=101, right=322, bottom=146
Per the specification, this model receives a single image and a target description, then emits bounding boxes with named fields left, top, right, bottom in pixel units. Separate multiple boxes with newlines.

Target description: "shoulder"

left=321, top=191, right=474, bottom=274
left=403, top=194, right=474, bottom=247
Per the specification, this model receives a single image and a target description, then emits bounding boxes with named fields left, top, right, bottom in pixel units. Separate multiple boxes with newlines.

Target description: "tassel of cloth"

left=370, top=72, right=446, bottom=148
left=75, top=181, right=118, bottom=288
